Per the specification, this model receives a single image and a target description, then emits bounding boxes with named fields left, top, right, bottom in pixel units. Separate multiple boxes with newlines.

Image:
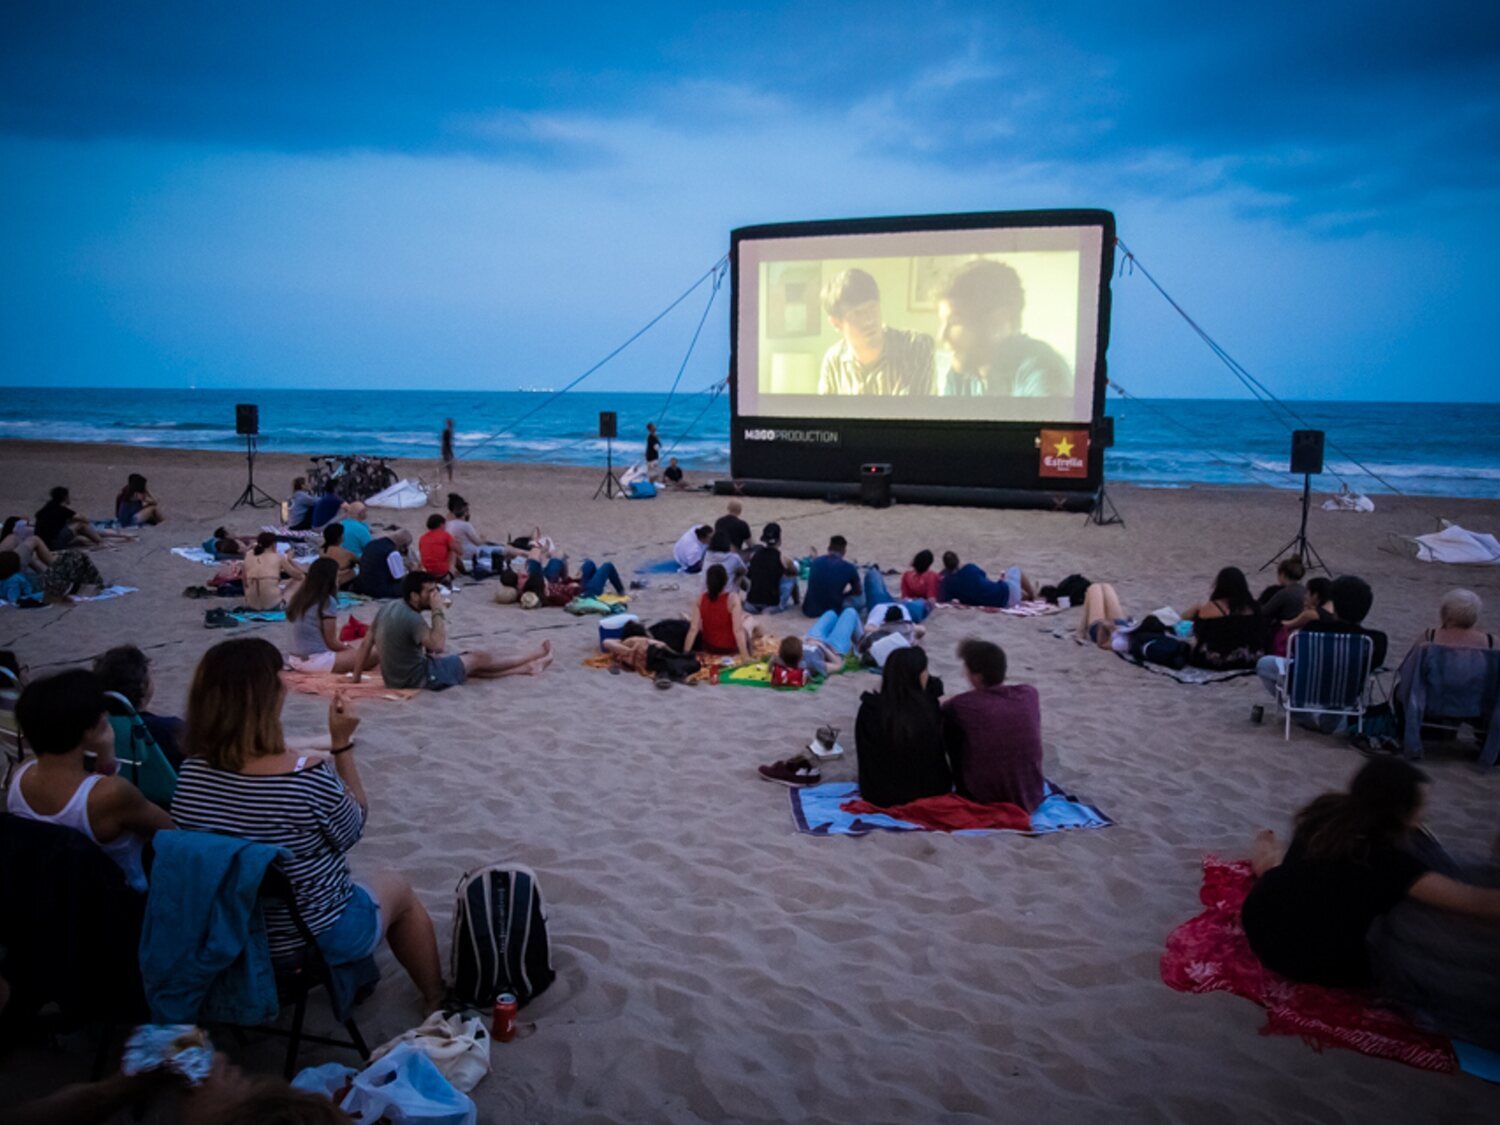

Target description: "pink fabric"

left=1161, top=855, right=1457, bottom=1073
left=840, top=793, right=1031, bottom=832
left=900, top=570, right=940, bottom=601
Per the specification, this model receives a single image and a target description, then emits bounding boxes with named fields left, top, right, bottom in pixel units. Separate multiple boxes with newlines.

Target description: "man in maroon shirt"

left=941, top=638, right=1045, bottom=812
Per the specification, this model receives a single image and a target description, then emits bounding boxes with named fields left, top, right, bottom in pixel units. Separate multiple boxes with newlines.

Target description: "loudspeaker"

left=599, top=411, right=617, bottom=440
left=1290, top=429, right=1325, bottom=475
left=1097, top=416, right=1115, bottom=449
left=235, top=403, right=259, bottom=436
left=859, top=462, right=893, bottom=508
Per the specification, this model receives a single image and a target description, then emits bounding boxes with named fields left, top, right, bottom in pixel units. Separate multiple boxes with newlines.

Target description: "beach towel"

left=841, top=793, right=1031, bottom=831
left=1115, top=651, right=1256, bottom=685
left=1161, top=855, right=1457, bottom=1073
left=279, top=671, right=419, bottom=701
left=719, top=661, right=827, bottom=693
left=67, top=585, right=137, bottom=604
left=999, top=600, right=1065, bottom=618
left=789, top=779, right=1113, bottom=837
left=207, top=592, right=366, bottom=626
left=633, top=559, right=682, bottom=575
left=171, top=546, right=223, bottom=567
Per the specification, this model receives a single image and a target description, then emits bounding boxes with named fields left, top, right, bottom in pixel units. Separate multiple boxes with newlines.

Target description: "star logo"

left=1053, top=437, right=1075, bottom=457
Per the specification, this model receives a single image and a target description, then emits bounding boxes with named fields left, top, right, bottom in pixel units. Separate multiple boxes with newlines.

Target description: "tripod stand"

left=1085, top=477, right=1123, bottom=527
left=231, top=435, right=278, bottom=510
left=1261, top=472, right=1327, bottom=573
left=592, top=436, right=625, bottom=499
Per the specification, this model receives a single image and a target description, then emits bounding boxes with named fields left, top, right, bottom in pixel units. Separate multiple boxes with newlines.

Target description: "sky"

left=2, top=2, right=1497, bottom=400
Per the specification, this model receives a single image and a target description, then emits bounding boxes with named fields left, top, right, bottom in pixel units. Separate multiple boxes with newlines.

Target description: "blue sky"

left=2, top=2, right=1496, bottom=399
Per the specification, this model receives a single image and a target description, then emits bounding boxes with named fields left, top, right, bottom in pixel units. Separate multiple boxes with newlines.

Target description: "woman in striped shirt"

left=171, top=638, right=445, bottom=1013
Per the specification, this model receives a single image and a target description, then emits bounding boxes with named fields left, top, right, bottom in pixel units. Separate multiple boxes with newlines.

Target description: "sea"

left=1, top=387, right=1497, bottom=500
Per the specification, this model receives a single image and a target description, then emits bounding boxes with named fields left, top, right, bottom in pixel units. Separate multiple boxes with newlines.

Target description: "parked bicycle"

left=305, top=454, right=400, bottom=502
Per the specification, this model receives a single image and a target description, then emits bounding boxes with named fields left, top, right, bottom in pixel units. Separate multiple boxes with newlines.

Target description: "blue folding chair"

left=1277, top=630, right=1375, bottom=739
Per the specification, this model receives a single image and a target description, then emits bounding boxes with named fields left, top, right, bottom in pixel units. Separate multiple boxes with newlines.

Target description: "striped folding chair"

left=1277, top=630, right=1375, bottom=740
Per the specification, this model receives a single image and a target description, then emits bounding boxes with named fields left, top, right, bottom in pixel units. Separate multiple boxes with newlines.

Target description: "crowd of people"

left=4, top=472, right=1498, bottom=1110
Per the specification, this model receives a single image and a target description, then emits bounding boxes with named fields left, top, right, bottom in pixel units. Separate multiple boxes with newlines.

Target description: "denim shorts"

left=315, top=883, right=383, bottom=965
left=425, top=652, right=469, bottom=690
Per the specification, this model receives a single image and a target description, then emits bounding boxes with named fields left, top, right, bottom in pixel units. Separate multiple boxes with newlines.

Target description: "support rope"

left=657, top=260, right=727, bottom=425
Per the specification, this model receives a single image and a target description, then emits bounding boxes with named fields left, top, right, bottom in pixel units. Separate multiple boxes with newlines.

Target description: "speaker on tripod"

left=1262, top=429, right=1328, bottom=572
left=1085, top=415, right=1122, bottom=527
left=231, top=402, right=277, bottom=510
left=592, top=411, right=626, bottom=499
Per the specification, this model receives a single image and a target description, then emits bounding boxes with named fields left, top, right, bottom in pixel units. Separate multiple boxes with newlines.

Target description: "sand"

left=2, top=438, right=1498, bottom=1123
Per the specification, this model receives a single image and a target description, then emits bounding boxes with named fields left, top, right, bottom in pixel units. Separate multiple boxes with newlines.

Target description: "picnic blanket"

left=999, top=599, right=1066, bottom=617
left=1, top=585, right=138, bottom=609
left=172, top=546, right=223, bottom=566
left=1161, top=855, right=1458, bottom=1073
left=719, top=660, right=827, bottom=693
left=207, top=592, right=366, bottom=626
left=1115, top=651, right=1256, bottom=685
left=789, top=779, right=1113, bottom=837
left=279, top=671, right=419, bottom=701
left=633, top=559, right=683, bottom=575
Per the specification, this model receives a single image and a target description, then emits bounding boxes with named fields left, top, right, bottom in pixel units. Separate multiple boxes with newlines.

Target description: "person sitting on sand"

left=287, top=476, right=318, bottom=531
left=857, top=603, right=925, bottom=668
left=850, top=646, right=952, bottom=806
left=0, top=547, right=106, bottom=604
left=418, top=513, right=460, bottom=580
left=602, top=621, right=671, bottom=673
left=744, top=522, right=799, bottom=614
left=285, top=558, right=380, bottom=676
left=1266, top=575, right=1332, bottom=657
left=701, top=529, right=749, bottom=593
left=9, top=669, right=173, bottom=892
left=683, top=564, right=756, bottom=661
left=320, top=522, right=359, bottom=588
left=0, top=517, right=55, bottom=573
left=172, top=637, right=448, bottom=1013
left=1256, top=558, right=1307, bottom=625
left=444, top=494, right=508, bottom=572
left=242, top=531, right=306, bottom=611
left=673, top=525, right=712, bottom=574
left=337, top=501, right=373, bottom=557
left=802, top=536, right=862, bottom=617
left=1075, top=582, right=1135, bottom=651
left=1242, top=757, right=1500, bottom=1006
left=93, top=644, right=187, bottom=769
left=308, top=486, right=344, bottom=532
left=1411, top=588, right=1493, bottom=650
left=900, top=549, right=942, bottom=603
left=714, top=500, right=752, bottom=553
left=942, top=638, right=1045, bottom=813
left=937, top=551, right=1035, bottom=609
left=114, top=473, right=163, bottom=527
left=663, top=457, right=686, bottom=490
left=1183, top=566, right=1258, bottom=622
left=351, top=530, right=413, bottom=600
left=33, top=486, right=109, bottom=550
left=354, top=572, right=551, bottom=690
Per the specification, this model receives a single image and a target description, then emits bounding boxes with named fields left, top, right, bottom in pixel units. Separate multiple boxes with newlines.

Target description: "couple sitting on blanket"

left=759, top=639, right=1046, bottom=814
left=1243, top=756, right=1500, bottom=1050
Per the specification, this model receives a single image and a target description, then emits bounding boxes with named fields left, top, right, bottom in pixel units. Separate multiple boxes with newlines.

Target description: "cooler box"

left=628, top=480, right=657, bottom=499
left=598, top=613, right=640, bottom=651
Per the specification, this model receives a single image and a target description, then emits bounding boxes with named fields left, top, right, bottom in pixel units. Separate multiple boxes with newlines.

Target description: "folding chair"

left=103, top=691, right=178, bottom=808
left=1, top=663, right=24, bottom=791
left=1395, top=643, right=1500, bottom=767
left=1277, top=630, right=1375, bottom=740
left=255, top=865, right=374, bottom=1079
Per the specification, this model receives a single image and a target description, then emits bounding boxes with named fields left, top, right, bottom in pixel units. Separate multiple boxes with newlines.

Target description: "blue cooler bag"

left=598, top=613, right=640, bottom=651
left=628, top=480, right=657, bottom=499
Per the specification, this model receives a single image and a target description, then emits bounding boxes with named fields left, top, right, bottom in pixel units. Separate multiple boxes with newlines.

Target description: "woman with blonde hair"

left=170, top=638, right=445, bottom=1013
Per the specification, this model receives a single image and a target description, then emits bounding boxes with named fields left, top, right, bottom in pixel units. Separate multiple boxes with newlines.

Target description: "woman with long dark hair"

left=242, top=531, right=305, bottom=611
left=682, top=563, right=755, bottom=660
left=172, top=638, right=445, bottom=1013
left=854, top=646, right=951, bottom=807
left=900, top=549, right=941, bottom=603
left=1186, top=566, right=1257, bottom=621
left=115, top=473, right=163, bottom=527
left=1243, top=757, right=1500, bottom=992
left=285, top=558, right=378, bottom=675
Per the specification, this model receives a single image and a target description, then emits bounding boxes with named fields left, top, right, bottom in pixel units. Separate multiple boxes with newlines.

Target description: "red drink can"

left=492, top=993, right=518, bottom=1042
left=709, top=663, right=721, bottom=684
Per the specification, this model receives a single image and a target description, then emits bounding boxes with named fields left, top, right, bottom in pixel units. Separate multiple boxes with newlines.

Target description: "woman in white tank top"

left=8, top=669, right=173, bottom=892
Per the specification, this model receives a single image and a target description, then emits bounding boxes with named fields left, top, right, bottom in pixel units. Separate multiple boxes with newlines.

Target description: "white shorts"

left=288, top=651, right=338, bottom=673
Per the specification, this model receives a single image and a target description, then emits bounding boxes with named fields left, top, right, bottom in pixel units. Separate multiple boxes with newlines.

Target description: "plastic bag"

left=291, top=1061, right=357, bottom=1101
left=341, top=1043, right=476, bottom=1125
left=370, top=1011, right=491, bottom=1094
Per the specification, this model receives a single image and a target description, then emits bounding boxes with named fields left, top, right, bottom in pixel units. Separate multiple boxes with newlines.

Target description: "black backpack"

left=451, top=863, right=556, bottom=1009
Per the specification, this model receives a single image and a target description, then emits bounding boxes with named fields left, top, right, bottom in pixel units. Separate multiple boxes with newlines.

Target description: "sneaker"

left=757, top=757, right=822, bottom=787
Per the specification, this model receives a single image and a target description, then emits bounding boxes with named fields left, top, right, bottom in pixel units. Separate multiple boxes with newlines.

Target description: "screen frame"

left=727, top=208, right=1115, bottom=497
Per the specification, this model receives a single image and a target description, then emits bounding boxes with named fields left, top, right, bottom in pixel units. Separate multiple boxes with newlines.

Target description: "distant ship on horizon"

left=518, top=385, right=556, bottom=393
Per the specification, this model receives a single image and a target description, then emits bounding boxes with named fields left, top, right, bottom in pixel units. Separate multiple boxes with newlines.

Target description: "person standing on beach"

left=441, top=418, right=455, bottom=483
left=645, top=422, right=662, bottom=481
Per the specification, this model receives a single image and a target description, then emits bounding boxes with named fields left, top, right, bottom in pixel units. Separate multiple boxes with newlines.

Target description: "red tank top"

left=698, top=593, right=738, bottom=653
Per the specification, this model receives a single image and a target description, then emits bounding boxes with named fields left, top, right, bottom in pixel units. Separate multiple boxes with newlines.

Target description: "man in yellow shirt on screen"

left=938, top=259, right=1073, bottom=398
left=817, top=268, right=936, bottom=397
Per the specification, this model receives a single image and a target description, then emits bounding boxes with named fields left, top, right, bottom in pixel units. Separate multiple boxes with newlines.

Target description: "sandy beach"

left=2, top=438, right=1498, bottom=1124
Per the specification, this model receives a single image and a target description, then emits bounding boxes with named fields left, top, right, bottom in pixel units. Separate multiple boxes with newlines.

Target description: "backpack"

left=451, top=864, right=556, bottom=1009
